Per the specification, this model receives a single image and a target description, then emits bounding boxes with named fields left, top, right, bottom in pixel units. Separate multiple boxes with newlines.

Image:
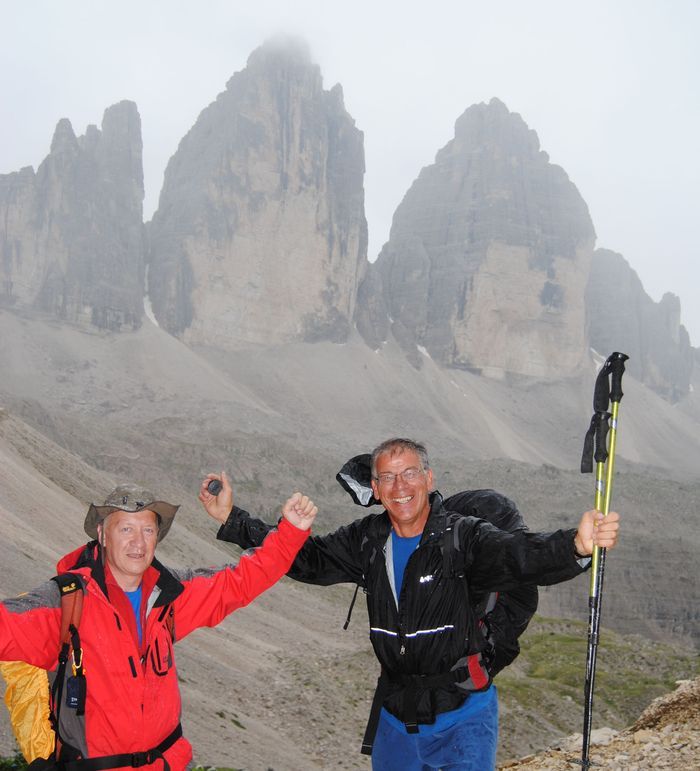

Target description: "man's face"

left=99, top=509, right=158, bottom=590
left=370, top=448, right=434, bottom=537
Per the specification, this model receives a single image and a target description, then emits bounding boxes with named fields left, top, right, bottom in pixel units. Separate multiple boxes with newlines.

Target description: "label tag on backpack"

left=66, top=674, right=86, bottom=713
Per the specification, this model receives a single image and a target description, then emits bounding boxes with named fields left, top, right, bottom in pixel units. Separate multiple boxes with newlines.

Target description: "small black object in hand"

left=207, top=479, right=223, bottom=496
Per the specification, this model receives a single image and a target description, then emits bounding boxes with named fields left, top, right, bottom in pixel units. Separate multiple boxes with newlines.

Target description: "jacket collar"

left=151, top=557, right=185, bottom=606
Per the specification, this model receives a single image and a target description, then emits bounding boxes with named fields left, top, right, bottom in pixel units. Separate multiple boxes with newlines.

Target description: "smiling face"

left=98, top=509, right=159, bottom=591
left=370, top=448, right=434, bottom=537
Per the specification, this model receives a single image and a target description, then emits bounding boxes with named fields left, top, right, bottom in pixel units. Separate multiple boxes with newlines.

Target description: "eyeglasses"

left=373, top=467, right=425, bottom=486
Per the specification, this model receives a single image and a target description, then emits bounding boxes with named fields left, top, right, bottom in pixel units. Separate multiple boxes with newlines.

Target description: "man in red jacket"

left=0, top=482, right=317, bottom=770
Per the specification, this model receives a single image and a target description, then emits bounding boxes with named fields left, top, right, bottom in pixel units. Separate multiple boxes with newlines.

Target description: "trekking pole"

left=578, top=352, right=628, bottom=768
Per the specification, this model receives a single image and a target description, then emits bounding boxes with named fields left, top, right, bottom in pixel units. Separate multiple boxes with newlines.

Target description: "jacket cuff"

left=216, top=505, right=249, bottom=542
left=570, top=531, right=592, bottom=570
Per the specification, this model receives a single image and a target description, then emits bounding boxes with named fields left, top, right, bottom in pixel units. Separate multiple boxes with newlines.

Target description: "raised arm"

left=200, top=472, right=366, bottom=586
left=173, top=492, right=314, bottom=639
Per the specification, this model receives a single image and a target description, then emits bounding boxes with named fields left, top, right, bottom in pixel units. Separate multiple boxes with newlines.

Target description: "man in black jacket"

left=200, top=438, right=620, bottom=771
left=335, top=453, right=539, bottom=680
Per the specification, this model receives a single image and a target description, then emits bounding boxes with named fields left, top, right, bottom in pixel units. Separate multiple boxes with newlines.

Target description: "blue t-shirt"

left=391, top=531, right=421, bottom=597
left=124, top=585, right=143, bottom=646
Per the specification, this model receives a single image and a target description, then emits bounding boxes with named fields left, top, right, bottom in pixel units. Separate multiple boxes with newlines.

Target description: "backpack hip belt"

left=360, top=654, right=491, bottom=756
left=59, top=722, right=182, bottom=771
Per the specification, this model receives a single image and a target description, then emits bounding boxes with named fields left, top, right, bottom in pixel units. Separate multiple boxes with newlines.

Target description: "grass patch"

left=498, top=615, right=699, bottom=726
left=0, top=756, right=28, bottom=771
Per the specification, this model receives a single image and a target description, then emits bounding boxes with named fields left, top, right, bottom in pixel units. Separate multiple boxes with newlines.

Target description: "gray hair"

left=370, top=438, right=430, bottom=478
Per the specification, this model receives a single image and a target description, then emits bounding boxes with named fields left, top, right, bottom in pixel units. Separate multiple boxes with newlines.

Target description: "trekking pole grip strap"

left=593, top=413, right=610, bottom=464
left=581, top=412, right=610, bottom=472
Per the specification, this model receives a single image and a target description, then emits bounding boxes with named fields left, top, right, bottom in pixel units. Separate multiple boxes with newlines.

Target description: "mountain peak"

left=246, top=35, right=314, bottom=69
left=359, top=101, right=594, bottom=379
left=50, top=117, right=78, bottom=154
left=2, top=102, right=145, bottom=330
left=149, top=42, right=367, bottom=347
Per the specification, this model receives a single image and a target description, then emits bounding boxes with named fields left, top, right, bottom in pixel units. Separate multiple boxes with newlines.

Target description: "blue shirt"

left=391, top=531, right=421, bottom=598
left=124, top=585, right=143, bottom=646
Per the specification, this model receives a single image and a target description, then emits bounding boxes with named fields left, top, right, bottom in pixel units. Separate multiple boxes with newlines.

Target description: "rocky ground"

left=0, top=311, right=698, bottom=768
left=500, top=677, right=700, bottom=770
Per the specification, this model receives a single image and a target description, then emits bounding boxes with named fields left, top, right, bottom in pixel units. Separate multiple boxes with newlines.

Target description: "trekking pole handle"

left=608, top=352, right=629, bottom=403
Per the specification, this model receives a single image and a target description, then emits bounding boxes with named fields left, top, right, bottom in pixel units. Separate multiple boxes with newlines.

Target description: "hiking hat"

left=85, top=484, right=180, bottom=542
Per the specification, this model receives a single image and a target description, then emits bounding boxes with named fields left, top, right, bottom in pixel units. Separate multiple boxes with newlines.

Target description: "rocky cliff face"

left=148, top=39, right=367, bottom=348
left=357, top=98, right=595, bottom=379
left=1, top=65, right=692, bottom=405
left=586, top=249, right=693, bottom=401
left=0, top=101, right=145, bottom=330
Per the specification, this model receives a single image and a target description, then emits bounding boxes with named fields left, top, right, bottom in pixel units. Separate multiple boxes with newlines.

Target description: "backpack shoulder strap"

left=441, top=512, right=495, bottom=660
left=442, top=509, right=499, bottom=613
left=441, top=511, right=463, bottom=578
left=52, top=574, right=85, bottom=646
left=49, top=572, right=88, bottom=749
left=344, top=530, right=383, bottom=630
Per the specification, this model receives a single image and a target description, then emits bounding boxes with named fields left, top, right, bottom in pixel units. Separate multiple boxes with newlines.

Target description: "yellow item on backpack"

left=0, top=660, right=55, bottom=762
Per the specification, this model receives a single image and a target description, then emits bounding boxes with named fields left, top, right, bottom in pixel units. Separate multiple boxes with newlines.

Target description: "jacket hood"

left=336, top=453, right=378, bottom=507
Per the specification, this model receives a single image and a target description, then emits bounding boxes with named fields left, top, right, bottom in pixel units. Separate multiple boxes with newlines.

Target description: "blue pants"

left=371, top=689, right=499, bottom=770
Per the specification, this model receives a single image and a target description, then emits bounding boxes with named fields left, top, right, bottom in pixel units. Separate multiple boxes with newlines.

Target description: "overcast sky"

left=3, top=0, right=698, bottom=343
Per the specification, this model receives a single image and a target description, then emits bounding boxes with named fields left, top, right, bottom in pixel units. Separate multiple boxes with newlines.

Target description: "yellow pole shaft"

left=588, top=400, right=619, bottom=595
left=602, top=400, right=620, bottom=516
left=589, top=461, right=605, bottom=593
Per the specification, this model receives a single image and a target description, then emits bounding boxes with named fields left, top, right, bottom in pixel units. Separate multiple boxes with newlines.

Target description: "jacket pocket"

left=149, top=632, right=174, bottom=677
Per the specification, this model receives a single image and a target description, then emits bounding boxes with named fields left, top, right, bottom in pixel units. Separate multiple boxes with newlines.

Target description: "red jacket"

left=0, top=518, right=309, bottom=770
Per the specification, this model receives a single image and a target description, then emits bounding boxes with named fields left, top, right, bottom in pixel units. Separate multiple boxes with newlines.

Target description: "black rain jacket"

left=217, top=491, right=587, bottom=726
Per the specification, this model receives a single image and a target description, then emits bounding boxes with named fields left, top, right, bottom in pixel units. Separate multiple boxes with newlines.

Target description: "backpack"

left=0, top=573, right=84, bottom=765
left=0, top=661, right=54, bottom=763
left=442, top=489, right=539, bottom=676
left=336, top=455, right=538, bottom=677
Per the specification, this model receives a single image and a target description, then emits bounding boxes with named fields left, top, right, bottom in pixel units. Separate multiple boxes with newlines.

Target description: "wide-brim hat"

left=85, top=484, right=180, bottom=542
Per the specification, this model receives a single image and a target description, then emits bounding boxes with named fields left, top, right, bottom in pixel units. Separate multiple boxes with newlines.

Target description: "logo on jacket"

left=419, top=574, right=434, bottom=583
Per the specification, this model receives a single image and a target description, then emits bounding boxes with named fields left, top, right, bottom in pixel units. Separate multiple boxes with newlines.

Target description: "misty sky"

left=2, top=0, right=698, bottom=343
